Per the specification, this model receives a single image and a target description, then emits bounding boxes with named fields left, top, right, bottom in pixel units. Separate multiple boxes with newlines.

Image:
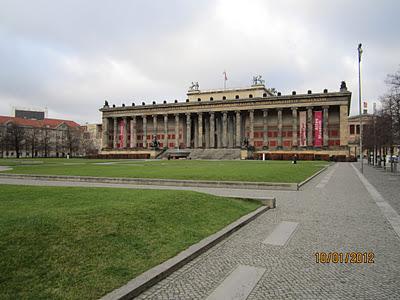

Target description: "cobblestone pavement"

left=135, top=163, right=400, bottom=299
left=353, top=162, right=400, bottom=214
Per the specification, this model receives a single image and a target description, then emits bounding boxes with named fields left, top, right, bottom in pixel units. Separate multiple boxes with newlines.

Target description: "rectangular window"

left=350, top=125, right=355, bottom=134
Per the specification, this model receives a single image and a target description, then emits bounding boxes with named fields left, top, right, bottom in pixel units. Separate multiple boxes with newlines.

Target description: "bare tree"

left=5, top=123, right=26, bottom=158
left=64, top=127, right=82, bottom=157
left=380, top=68, right=400, bottom=150
left=0, top=126, right=5, bottom=158
left=25, top=127, right=40, bottom=158
left=40, top=127, right=55, bottom=157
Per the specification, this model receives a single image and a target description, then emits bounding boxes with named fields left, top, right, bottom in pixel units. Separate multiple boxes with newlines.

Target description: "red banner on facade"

left=119, top=119, right=125, bottom=148
left=314, top=111, right=322, bottom=147
left=299, top=111, right=307, bottom=146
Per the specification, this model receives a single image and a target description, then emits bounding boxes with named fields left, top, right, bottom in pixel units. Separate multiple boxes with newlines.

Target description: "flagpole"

left=358, top=43, right=363, bottom=174
left=223, top=71, right=227, bottom=90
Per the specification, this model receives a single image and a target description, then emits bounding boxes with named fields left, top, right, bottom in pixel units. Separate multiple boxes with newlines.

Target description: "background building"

left=348, top=113, right=373, bottom=158
left=0, top=113, right=82, bottom=158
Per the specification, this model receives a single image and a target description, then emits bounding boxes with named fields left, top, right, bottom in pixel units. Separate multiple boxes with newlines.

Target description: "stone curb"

left=0, top=173, right=297, bottom=190
left=297, top=163, right=333, bottom=190
left=100, top=204, right=272, bottom=300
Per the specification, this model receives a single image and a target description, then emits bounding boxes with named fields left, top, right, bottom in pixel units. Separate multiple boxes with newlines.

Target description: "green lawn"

left=0, top=159, right=329, bottom=183
left=0, top=185, right=259, bottom=299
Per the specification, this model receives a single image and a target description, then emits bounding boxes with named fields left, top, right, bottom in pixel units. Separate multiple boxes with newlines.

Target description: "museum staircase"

left=188, top=149, right=241, bottom=160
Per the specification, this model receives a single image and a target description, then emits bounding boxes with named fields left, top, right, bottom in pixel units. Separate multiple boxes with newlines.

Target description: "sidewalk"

left=354, top=162, right=400, bottom=214
left=135, top=163, right=400, bottom=299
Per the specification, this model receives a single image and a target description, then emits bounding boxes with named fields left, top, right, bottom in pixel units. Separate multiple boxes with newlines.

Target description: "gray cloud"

left=0, top=0, right=399, bottom=123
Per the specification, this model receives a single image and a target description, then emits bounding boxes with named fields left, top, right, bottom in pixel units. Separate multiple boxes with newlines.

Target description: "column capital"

left=185, top=112, right=191, bottom=117
left=249, top=109, right=254, bottom=113
left=277, top=107, right=283, bottom=112
left=307, top=106, right=314, bottom=110
left=197, top=112, right=203, bottom=116
left=235, top=110, right=241, bottom=114
left=291, top=107, right=298, bottom=111
left=322, top=105, right=329, bottom=110
left=209, top=111, right=215, bottom=115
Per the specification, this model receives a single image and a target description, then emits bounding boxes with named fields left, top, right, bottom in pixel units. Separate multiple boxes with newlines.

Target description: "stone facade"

left=100, top=83, right=352, bottom=159
left=0, top=115, right=82, bottom=158
left=348, top=114, right=373, bottom=158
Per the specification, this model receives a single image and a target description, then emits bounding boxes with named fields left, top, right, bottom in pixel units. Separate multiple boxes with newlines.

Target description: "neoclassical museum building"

left=99, top=78, right=352, bottom=160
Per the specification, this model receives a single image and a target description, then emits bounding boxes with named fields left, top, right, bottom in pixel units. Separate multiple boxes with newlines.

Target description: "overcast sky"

left=1, top=0, right=399, bottom=124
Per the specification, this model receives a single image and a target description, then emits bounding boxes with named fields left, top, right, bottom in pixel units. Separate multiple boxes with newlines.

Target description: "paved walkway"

left=354, top=162, right=400, bottom=214
left=134, top=163, right=400, bottom=299
left=1, top=163, right=399, bottom=299
left=0, top=177, right=293, bottom=200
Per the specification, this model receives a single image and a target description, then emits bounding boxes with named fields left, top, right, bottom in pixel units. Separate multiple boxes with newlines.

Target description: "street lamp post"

left=358, top=43, right=363, bottom=173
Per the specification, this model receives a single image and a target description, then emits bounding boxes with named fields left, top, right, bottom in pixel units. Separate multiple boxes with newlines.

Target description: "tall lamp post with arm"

left=358, top=43, right=363, bottom=173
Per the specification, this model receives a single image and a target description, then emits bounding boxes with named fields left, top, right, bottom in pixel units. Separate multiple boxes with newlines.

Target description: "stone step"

left=188, top=149, right=241, bottom=160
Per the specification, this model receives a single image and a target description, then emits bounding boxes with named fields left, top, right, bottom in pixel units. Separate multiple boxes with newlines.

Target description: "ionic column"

left=249, top=110, right=254, bottom=146
left=263, top=109, right=268, bottom=148
left=292, top=107, right=298, bottom=147
left=235, top=111, right=241, bottom=148
left=102, top=117, right=109, bottom=149
left=175, top=114, right=179, bottom=149
left=143, top=116, right=147, bottom=148
left=152, top=115, right=158, bottom=139
left=307, top=107, right=313, bottom=147
left=113, top=117, right=118, bottom=149
left=205, top=117, right=210, bottom=148
left=222, top=111, right=228, bottom=148
left=164, top=115, right=168, bottom=148
left=340, top=105, right=349, bottom=146
left=210, top=112, right=215, bottom=148
left=122, top=117, right=128, bottom=148
left=323, top=106, right=329, bottom=147
left=198, top=112, right=203, bottom=148
left=277, top=108, right=283, bottom=148
left=186, top=113, right=191, bottom=148
left=130, top=116, right=137, bottom=148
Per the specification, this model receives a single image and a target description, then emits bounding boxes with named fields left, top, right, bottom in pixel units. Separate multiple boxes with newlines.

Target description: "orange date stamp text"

left=315, top=251, right=375, bottom=264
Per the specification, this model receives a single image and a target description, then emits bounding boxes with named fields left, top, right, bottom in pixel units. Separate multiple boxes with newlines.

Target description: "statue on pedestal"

left=189, top=82, right=199, bottom=91
left=252, top=75, right=265, bottom=86
left=151, top=135, right=160, bottom=150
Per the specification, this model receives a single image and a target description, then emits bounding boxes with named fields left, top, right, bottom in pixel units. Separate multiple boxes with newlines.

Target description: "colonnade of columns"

left=102, top=106, right=335, bottom=150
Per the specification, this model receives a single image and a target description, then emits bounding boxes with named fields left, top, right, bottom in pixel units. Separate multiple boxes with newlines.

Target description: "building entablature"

left=100, top=91, right=351, bottom=118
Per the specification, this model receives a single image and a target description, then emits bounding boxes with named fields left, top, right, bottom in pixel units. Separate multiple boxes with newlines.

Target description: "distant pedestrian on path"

left=292, top=154, right=298, bottom=164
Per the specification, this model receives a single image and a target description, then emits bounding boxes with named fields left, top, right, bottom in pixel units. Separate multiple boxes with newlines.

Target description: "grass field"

left=0, top=158, right=329, bottom=183
left=0, top=185, right=259, bottom=299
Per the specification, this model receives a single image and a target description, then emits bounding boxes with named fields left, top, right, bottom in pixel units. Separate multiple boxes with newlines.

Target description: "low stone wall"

left=254, top=149, right=354, bottom=161
left=0, top=173, right=298, bottom=191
